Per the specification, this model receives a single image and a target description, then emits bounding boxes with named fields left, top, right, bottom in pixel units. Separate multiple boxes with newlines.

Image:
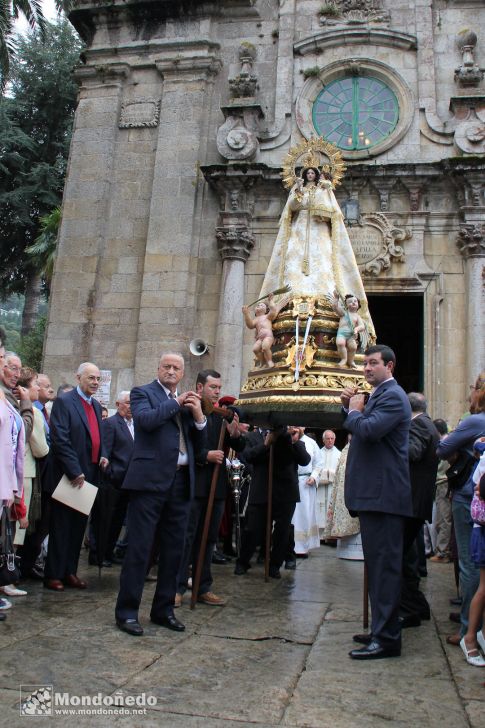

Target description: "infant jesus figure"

left=242, top=293, right=289, bottom=369
left=328, top=289, right=366, bottom=369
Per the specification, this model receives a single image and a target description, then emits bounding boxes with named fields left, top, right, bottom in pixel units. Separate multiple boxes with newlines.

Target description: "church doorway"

left=366, top=293, right=424, bottom=394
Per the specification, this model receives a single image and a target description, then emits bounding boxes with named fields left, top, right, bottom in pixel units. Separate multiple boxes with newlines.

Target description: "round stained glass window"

left=312, top=76, right=399, bottom=151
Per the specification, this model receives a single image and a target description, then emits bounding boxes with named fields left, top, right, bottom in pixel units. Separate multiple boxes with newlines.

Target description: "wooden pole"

left=264, top=443, right=274, bottom=582
left=363, top=562, right=369, bottom=630
left=190, top=420, right=227, bottom=609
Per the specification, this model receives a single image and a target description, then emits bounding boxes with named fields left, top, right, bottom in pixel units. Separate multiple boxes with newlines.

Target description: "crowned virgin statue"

left=238, top=138, right=375, bottom=428
left=259, top=139, right=375, bottom=342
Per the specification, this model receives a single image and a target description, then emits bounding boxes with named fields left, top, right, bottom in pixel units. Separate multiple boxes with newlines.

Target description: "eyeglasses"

left=4, top=364, right=20, bottom=374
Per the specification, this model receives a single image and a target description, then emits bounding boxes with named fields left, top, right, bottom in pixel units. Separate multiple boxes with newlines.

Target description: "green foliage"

left=0, top=2, right=73, bottom=84
left=303, top=66, right=321, bottom=79
left=320, top=3, right=340, bottom=17
left=26, top=206, right=61, bottom=288
left=17, top=313, right=45, bottom=370
left=0, top=20, right=82, bottom=299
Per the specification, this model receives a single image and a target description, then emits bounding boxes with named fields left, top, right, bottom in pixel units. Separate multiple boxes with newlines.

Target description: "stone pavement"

left=1, top=547, right=483, bottom=727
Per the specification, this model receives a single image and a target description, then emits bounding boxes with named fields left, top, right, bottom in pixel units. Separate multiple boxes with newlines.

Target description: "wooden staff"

left=363, top=562, right=369, bottom=630
left=190, top=419, right=227, bottom=610
left=264, top=442, right=274, bottom=582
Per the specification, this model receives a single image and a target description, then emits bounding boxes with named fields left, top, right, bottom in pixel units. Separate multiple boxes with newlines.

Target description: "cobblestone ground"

left=1, top=547, right=483, bottom=727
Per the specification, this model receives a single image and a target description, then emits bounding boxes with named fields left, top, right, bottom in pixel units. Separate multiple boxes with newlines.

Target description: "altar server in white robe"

left=292, top=429, right=323, bottom=555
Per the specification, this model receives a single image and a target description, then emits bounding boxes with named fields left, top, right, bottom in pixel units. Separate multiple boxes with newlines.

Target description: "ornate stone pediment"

left=348, top=212, right=409, bottom=276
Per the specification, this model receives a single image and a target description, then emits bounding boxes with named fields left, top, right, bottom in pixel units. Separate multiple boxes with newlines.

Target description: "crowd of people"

left=0, top=335, right=484, bottom=667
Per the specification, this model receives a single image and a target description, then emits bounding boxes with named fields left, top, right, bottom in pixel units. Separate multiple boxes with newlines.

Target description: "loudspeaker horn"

left=189, top=339, right=211, bottom=356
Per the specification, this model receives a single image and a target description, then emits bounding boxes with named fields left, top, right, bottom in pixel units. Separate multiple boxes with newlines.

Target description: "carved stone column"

left=457, top=220, right=485, bottom=387
left=214, top=211, right=254, bottom=396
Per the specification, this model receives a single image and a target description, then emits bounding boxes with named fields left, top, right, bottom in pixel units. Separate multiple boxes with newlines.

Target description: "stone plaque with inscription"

left=119, top=98, right=161, bottom=129
left=349, top=226, right=383, bottom=266
left=348, top=213, right=408, bottom=276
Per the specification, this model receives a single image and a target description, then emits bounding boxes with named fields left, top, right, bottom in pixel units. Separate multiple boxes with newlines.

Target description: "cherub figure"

left=242, top=293, right=289, bottom=369
left=328, top=289, right=366, bottom=369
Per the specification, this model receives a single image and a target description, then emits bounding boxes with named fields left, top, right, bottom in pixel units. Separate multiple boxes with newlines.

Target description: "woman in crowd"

left=438, top=386, right=485, bottom=646
left=0, top=383, right=25, bottom=617
left=460, top=441, right=485, bottom=666
left=5, top=368, right=49, bottom=598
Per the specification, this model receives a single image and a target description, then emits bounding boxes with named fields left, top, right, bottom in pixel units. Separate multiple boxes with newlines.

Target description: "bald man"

left=317, top=430, right=341, bottom=540
left=44, top=362, right=107, bottom=591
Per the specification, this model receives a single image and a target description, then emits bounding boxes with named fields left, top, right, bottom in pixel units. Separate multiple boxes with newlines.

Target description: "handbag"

left=445, top=451, right=475, bottom=491
left=0, top=511, right=21, bottom=586
left=471, top=493, right=485, bottom=526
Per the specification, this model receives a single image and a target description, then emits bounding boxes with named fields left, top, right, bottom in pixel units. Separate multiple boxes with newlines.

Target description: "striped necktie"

left=169, top=392, right=187, bottom=455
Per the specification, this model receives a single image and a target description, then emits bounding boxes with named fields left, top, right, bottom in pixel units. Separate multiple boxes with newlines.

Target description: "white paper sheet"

left=52, top=475, right=98, bottom=516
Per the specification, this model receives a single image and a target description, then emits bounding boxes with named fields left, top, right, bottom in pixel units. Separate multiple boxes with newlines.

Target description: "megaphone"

left=189, top=339, right=211, bottom=356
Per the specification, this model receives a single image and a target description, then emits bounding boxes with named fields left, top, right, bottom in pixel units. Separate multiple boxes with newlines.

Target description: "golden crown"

left=281, top=137, right=346, bottom=190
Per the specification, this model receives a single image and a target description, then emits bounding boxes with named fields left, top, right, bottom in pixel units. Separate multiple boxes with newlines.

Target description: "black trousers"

left=239, top=501, right=296, bottom=570
left=104, top=488, right=130, bottom=559
left=400, top=517, right=430, bottom=620
left=177, top=497, right=225, bottom=596
left=45, top=498, right=88, bottom=580
left=19, top=490, right=51, bottom=575
left=115, top=470, right=190, bottom=622
left=359, top=511, right=404, bottom=647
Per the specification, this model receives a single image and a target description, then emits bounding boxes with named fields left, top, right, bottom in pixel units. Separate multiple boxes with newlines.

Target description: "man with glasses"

left=44, top=362, right=107, bottom=592
left=0, top=350, right=34, bottom=438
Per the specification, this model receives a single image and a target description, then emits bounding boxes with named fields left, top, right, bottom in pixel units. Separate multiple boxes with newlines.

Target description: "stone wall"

left=43, top=0, right=484, bottom=424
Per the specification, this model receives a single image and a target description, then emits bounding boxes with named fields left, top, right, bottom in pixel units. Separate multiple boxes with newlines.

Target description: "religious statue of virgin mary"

left=259, top=138, right=375, bottom=340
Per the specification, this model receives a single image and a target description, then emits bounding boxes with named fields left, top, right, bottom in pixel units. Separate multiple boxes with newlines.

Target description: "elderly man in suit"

left=96, top=390, right=135, bottom=566
left=44, top=362, right=107, bottom=591
left=115, top=352, right=207, bottom=636
left=341, top=344, right=413, bottom=660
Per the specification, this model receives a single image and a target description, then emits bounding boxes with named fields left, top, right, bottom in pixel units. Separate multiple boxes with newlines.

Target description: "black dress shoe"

left=212, top=552, right=230, bottom=565
left=0, top=612, right=6, bottom=621
left=116, top=618, right=144, bottom=636
left=349, top=640, right=401, bottom=660
left=268, top=566, right=281, bottom=579
left=398, top=614, right=421, bottom=629
left=150, top=614, right=185, bottom=632
left=353, top=633, right=373, bottom=645
left=234, top=562, right=249, bottom=575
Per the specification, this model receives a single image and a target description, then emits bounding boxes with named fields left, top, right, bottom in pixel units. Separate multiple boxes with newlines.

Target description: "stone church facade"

left=44, top=0, right=484, bottom=424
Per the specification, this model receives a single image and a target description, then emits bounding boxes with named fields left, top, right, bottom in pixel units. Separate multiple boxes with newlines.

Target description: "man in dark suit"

left=97, top=390, right=135, bottom=565
left=44, top=362, right=107, bottom=591
left=342, top=345, right=413, bottom=659
left=176, top=370, right=245, bottom=606
left=235, top=426, right=311, bottom=579
left=400, top=392, right=439, bottom=626
left=115, top=352, right=207, bottom=636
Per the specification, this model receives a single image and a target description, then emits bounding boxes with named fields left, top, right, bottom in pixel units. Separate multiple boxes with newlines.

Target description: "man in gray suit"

left=341, top=345, right=413, bottom=660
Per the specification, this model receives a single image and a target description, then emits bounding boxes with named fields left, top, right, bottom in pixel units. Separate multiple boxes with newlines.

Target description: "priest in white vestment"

left=291, top=429, right=322, bottom=555
left=317, top=430, right=341, bottom=539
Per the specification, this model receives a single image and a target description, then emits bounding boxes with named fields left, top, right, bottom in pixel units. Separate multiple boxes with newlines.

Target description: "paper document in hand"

left=52, top=475, right=98, bottom=516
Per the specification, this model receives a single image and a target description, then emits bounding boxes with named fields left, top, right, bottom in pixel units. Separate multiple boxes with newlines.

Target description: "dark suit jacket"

left=121, top=380, right=206, bottom=497
left=194, top=412, right=246, bottom=500
left=102, top=412, right=135, bottom=488
left=344, top=378, right=413, bottom=517
left=46, top=388, right=105, bottom=493
left=243, top=429, right=311, bottom=505
left=408, top=413, right=440, bottom=522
